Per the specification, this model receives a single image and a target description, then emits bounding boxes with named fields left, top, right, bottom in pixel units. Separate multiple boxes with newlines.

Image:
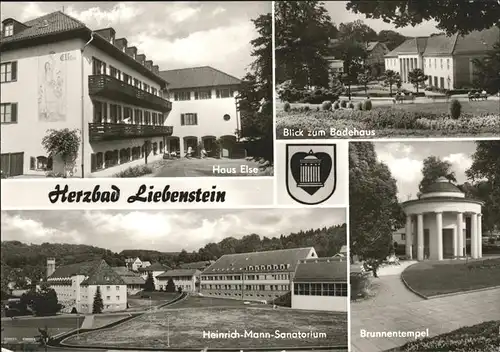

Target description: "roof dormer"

left=95, top=27, right=116, bottom=44
left=2, top=18, right=29, bottom=38
left=125, top=46, right=138, bottom=59
left=145, top=60, right=153, bottom=70
left=114, top=38, right=128, bottom=52
left=136, top=54, right=146, bottom=65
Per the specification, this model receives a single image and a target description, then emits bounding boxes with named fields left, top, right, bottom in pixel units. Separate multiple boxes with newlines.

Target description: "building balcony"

left=88, top=75, right=172, bottom=113
left=89, top=122, right=173, bottom=142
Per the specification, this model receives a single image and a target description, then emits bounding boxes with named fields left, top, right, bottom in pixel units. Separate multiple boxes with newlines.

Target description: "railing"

left=88, top=75, right=172, bottom=112
left=89, top=122, right=173, bottom=142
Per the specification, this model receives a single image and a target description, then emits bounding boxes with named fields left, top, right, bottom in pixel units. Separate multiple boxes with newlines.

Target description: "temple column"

left=471, top=213, right=478, bottom=259
left=477, top=214, right=482, bottom=258
left=417, top=213, right=424, bottom=260
left=457, top=212, right=464, bottom=257
left=453, top=227, right=458, bottom=258
left=405, top=215, right=413, bottom=259
left=436, top=212, right=443, bottom=260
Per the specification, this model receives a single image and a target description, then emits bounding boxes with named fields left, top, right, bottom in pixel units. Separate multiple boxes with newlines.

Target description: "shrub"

left=46, top=171, right=66, bottom=178
left=350, top=272, right=370, bottom=300
left=340, top=100, right=347, bottom=108
left=355, top=101, right=363, bottom=110
left=449, top=99, right=462, bottom=119
left=283, top=101, right=291, bottom=112
left=303, top=105, right=310, bottom=111
left=363, top=99, right=373, bottom=111
left=333, top=101, right=340, bottom=110
left=348, top=101, right=354, bottom=109
left=113, top=165, right=153, bottom=178
left=321, top=100, right=332, bottom=111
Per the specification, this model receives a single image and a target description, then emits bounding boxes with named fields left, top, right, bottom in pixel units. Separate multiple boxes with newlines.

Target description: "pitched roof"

left=156, top=269, right=200, bottom=278
left=1, top=11, right=86, bottom=44
left=421, top=177, right=463, bottom=194
left=179, top=261, right=214, bottom=270
left=138, top=262, right=170, bottom=272
left=159, top=66, right=241, bottom=90
left=203, top=247, right=316, bottom=274
left=294, top=258, right=347, bottom=282
left=385, top=37, right=428, bottom=57
left=423, top=34, right=458, bottom=55
left=112, top=267, right=146, bottom=285
left=48, top=260, right=126, bottom=286
left=453, top=26, right=500, bottom=55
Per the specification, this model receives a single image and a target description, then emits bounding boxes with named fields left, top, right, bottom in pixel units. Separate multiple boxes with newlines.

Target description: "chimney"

left=95, top=28, right=116, bottom=44
left=125, top=46, right=138, bottom=59
left=115, top=38, right=128, bottom=52
left=145, top=60, right=153, bottom=70
left=47, top=258, right=56, bottom=278
left=136, top=54, right=146, bottom=65
left=152, top=65, right=159, bottom=75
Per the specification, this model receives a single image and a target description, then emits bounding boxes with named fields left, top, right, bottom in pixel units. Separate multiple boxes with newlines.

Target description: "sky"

left=1, top=208, right=346, bottom=253
left=325, top=1, right=440, bottom=37
left=374, top=141, right=479, bottom=201
left=0, top=1, right=271, bottom=78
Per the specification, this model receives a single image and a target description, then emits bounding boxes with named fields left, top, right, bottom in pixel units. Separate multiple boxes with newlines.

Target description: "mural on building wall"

left=38, top=51, right=70, bottom=121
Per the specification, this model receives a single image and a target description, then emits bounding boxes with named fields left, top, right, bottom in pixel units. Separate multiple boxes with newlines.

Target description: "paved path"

left=352, top=270, right=500, bottom=352
left=80, top=315, right=94, bottom=329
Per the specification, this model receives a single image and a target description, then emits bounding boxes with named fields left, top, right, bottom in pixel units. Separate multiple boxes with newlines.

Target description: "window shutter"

left=195, top=113, right=198, bottom=125
left=11, top=103, right=17, bottom=123
left=181, top=114, right=185, bottom=126
left=11, top=62, right=17, bottom=80
left=91, top=154, right=96, bottom=172
left=30, top=157, right=35, bottom=170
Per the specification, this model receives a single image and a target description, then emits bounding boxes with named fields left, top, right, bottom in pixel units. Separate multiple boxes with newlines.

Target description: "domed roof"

left=421, top=177, right=463, bottom=194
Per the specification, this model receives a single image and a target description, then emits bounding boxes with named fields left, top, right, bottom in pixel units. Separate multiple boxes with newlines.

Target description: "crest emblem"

left=286, top=144, right=337, bottom=205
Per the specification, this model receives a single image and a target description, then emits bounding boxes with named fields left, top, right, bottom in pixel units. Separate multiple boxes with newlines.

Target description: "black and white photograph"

left=349, top=139, right=500, bottom=352
left=275, top=1, right=500, bottom=139
left=1, top=208, right=347, bottom=351
left=0, top=1, right=273, bottom=179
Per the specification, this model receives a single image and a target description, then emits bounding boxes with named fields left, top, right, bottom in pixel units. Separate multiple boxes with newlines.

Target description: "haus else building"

left=200, top=247, right=318, bottom=302
left=291, top=257, right=347, bottom=312
left=0, top=11, right=173, bottom=178
left=112, top=266, right=145, bottom=295
left=156, top=269, right=200, bottom=293
left=46, top=258, right=127, bottom=313
left=138, top=262, right=171, bottom=290
left=159, top=66, right=246, bottom=158
left=399, top=177, right=483, bottom=261
left=384, top=26, right=499, bottom=90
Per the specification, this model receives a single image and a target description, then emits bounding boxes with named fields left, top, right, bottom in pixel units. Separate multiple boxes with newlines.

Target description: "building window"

left=447, top=59, right=450, bottom=70
left=4, top=23, right=13, bottom=37
left=143, top=83, right=150, bottom=93
left=144, top=111, right=151, bottom=125
left=37, top=156, right=52, bottom=171
left=104, top=150, right=118, bottom=168
left=133, top=78, right=141, bottom=88
left=106, top=296, right=110, bottom=300
left=223, top=114, right=230, bottom=121
left=180, top=113, right=197, bottom=126
left=93, top=101, right=107, bottom=123
left=440, top=59, right=443, bottom=69
left=1, top=103, right=17, bottom=123
left=123, top=73, right=131, bottom=85
left=110, top=104, right=122, bottom=123
left=401, top=234, right=406, bottom=241
left=216, top=88, right=233, bottom=98
left=152, top=112, right=157, bottom=125
left=151, top=87, right=158, bottom=96
left=116, top=296, right=120, bottom=300
left=174, top=91, right=191, bottom=101
left=123, top=107, right=132, bottom=122
left=110, top=66, right=121, bottom=80
left=195, top=90, right=211, bottom=100
left=134, top=109, right=143, bottom=124
left=92, top=57, right=106, bottom=75
left=120, top=149, right=130, bottom=164
left=1, top=62, right=17, bottom=83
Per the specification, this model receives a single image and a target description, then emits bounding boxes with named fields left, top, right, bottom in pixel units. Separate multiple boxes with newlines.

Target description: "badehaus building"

left=400, top=177, right=484, bottom=261
left=1, top=11, right=173, bottom=177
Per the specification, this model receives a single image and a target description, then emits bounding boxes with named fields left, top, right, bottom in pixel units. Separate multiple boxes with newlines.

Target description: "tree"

left=350, top=142, right=405, bottom=277
left=382, top=70, right=401, bottom=96
left=21, top=283, right=63, bottom=317
left=338, top=19, right=378, bottom=43
left=92, top=286, right=103, bottom=314
left=275, top=1, right=336, bottom=87
left=472, top=42, right=500, bottom=94
left=346, top=0, right=500, bottom=36
left=465, top=140, right=500, bottom=234
left=419, top=156, right=457, bottom=192
left=377, top=30, right=406, bottom=51
left=408, top=68, right=428, bottom=93
left=165, top=278, right=176, bottom=293
left=357, top=70, right=372, bottom=95
left=41, top=128, right=81, bottom=177
left=144, top=272, right=155, bottom=292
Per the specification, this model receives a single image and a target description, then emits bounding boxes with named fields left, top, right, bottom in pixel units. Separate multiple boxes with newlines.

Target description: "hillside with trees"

left=1, top=224, right=346, bottom=297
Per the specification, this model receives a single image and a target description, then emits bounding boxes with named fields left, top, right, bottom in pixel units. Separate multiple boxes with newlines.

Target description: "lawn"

left=91, top=313, right=132, bottom=329
left=402, top=258, right=500, bottom=297
left=1, top=316, right=84, bottom=342
left=387, top=320, right=500, bottom=352
left=63, top=307, right=347, bottom=349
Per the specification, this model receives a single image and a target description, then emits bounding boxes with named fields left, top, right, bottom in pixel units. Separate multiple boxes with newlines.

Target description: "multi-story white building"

left=200, top=247, right=318, bottom=302
left=291, top=257, right=348, bottom=312
left=138, top=262, right=171, bottom=290
left=0, top=11, right=173, bottom=177
left=384, top=26, right=499, bottom=90
left=156, top=269, right=200, bottom=293
left=46, top=258, right=127, bottom=313
left=159, top=66, right=245, bottom=159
